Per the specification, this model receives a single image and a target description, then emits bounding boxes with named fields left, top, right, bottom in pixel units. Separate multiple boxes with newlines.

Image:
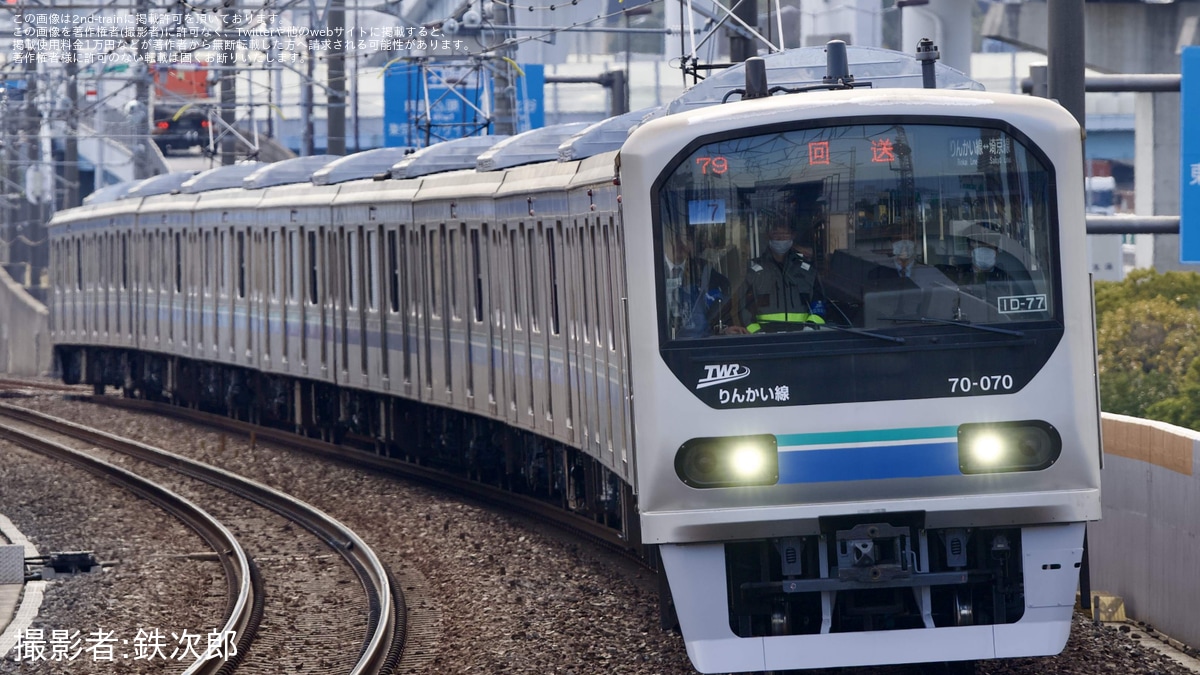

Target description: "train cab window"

left=655, top=121, right=1058, bottom=343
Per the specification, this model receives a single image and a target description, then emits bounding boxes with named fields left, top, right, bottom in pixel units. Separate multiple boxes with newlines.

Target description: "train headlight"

left=958, top=421, right=1061, bottom=474
left=675, top=435, right=778, bottom=488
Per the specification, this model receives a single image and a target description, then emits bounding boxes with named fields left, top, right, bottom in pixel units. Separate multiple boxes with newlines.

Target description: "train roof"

left=654, top=44, right=983, bottom=119
left=123, top=170, right=201, bottom=199
left=243, top=155, right=338, bottom=189
left=311, top=146, right=417, bottom=185
left=475, top=122, right=589, bottom=172
left=82, top=180, right=141, bottom=205
left=180, top=162, right=267, bottom=193
left=389, top=135, right=509, bottom=179
left=557, top=108, right=659, bottom=162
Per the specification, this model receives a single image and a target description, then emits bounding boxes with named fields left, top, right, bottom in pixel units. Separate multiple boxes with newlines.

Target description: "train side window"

left=159, top=232, right=168, bottom=291
left=576, top=226, right=588, bottom=341
left=202, top=232, right=211, bottom=291
left=528, top=226, right=539, bottom=332
left=121, top=233, right=129, bottom=290
left=429, top=227, right=441, bottom=319
left=287, top=230, right=297, bottom=301
left=348, top=227, right=360, bottom=310
left=387, top=229, right=400, bottom=313
left=270, top=230, right=279, bottom=300
left=367, top=227, right=378, bottom=311
left=471, top=228, right=483, bottom=323
left=307, top=230, right=319, bottom=304
left=510, top=228, right=522, bottom=331
left=446, top=227, right=457, bottom=319
left=603, top=219, right=616, bottom=350
left=236, top=230, right=246, bottom=299
left=547, top=224, right=561, bottom=336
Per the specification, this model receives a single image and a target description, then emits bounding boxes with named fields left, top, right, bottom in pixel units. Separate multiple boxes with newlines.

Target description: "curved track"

left=0, top=402, right=405, bottom=674
left=0, top=407, right=260, bottom=675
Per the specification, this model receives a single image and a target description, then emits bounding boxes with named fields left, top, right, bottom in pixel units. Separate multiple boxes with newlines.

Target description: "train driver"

left=726, top=219, right=826, bottom=335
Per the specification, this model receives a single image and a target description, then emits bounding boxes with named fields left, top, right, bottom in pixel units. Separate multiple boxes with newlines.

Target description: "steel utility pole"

left=327, top=0, right=346, bottom=155
left=491, top=0, right=515, bottom=136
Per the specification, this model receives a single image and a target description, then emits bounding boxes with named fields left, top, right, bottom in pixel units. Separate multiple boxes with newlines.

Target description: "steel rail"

left=0, top=405, right=257, bottom=675
left=94, top=396, right=644, bottom=568
left=0, top=402, right=403, bottom=675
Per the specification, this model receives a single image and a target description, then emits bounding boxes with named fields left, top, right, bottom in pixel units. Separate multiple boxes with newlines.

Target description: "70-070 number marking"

left=948, top=375, right=1014, bottom=393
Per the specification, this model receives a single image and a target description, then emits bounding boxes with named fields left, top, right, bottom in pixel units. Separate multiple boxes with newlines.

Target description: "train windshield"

left=655, top=122, right=1058, bottom=342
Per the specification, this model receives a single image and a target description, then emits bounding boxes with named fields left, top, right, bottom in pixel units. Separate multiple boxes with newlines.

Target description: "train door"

left=605, top=215, right=633, bottom=477
left=323, top=226, right=337, bottom=380
left=545, top=221, right=572, bottom=444
left=270, top=229, right=286, bottom=373
left=528, top=224, right=552, bottom=437
left=299, top=228, right=321, bottom=379
left=219, top=226, right=233, bottom=365
left=89, top=234, right=100, bottom=342
left=508, top=224, right=533, bottom=431
left=589, top=217, right=616, bottom=472
left=149, top=229, right=162, bottom=351
left=492, top=226, right=516, bottom=425
left=364, top=224, right=382, bottom=392
left=383, top=226, right=403, bottom=394
left=181, top=232, right=192, bottom=355
left=447, top=223, right=469, bottom=410
left=170, top=230, right=180, bottom=351
left=422, top=224, right=449, bottom=406
left=235, top=228, right=251, bottom=366
left=467, top=225, right=494, bottom=417
left=406, top=225, right=425, bottom=401
left=100, top=233, right=111, bottom=344
left=564, top=223, right=588, bottom=455
left=342, top=224, right=369, bottom=390
left=284, top=228, right=300, bottom=375
left=204, top=228, right=216, bottom=360
left=255, top=230, right=269, bottom=372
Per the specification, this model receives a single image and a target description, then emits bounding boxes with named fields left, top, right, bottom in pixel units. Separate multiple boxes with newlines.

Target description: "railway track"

left=0, top=402, right=405, bottom=674
left=86, top=395, right=647, bottom=570
left=0, top=408, right=259, bottom=675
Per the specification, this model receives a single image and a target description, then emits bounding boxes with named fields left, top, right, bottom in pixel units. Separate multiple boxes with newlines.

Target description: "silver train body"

left=50, top=48, right=1100, bottom=674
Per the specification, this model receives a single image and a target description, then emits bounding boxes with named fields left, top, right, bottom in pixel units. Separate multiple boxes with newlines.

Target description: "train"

left=47, top=42, right=1101, bottom=673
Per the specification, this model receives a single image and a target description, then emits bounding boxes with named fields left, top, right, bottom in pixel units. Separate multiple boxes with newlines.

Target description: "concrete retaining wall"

left=1092, top=413, right=1200, bottom=648
left=0, top=266, right=50, bottom=376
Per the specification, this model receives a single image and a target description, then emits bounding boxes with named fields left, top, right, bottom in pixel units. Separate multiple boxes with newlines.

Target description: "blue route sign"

left=1181, top=47, right=1200, bottom=262
left=384, top=63, right=545, bottom=148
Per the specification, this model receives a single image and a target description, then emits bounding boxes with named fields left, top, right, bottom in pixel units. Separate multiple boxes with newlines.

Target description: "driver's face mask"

left=768, top=239, right=793, bottom=256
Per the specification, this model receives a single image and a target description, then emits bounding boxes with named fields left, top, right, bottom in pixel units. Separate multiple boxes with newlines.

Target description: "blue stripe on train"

left=777, top=441, right=960, bottom=483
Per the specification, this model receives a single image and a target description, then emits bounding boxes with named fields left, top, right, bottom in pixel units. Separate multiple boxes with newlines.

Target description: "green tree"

left=1094, top=270, right=1200, bottom=422
left=1144, top=358, right=1200, bottom=429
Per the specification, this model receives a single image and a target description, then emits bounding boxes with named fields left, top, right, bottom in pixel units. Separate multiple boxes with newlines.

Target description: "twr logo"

left=697, top=364, right=751, bottom=389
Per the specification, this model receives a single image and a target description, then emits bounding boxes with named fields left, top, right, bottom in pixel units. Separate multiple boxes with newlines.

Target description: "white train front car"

left=619, top=50, right=1101, bottom=672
